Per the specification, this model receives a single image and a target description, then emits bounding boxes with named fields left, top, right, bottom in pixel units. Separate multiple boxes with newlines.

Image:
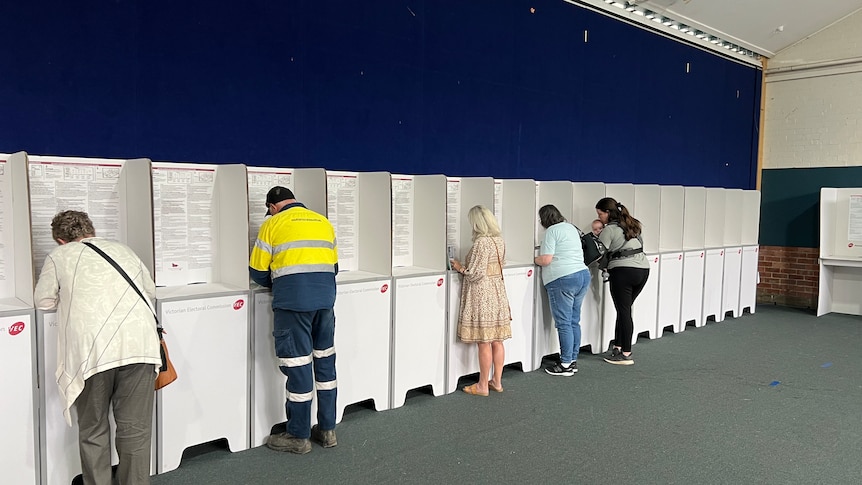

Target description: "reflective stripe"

left=315, top=379, right=337, bottom=391
left=254, top=239, right=273, bottom=255
left=273, top=264, right=337, bottom=277
left=273, top=240, right=336, bottom=253
left=313, top=347, right=335, bottom=358
left=278, top=354, right=312, bottom=367
left=288, top=390, right=314, bottom=402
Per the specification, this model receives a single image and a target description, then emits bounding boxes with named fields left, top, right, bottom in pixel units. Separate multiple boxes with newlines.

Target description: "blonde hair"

left=467, top=205, right=501, bottom=240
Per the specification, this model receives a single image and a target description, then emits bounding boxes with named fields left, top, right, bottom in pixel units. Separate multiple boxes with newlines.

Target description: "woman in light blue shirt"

left=534, top=205, right=591, bottom=376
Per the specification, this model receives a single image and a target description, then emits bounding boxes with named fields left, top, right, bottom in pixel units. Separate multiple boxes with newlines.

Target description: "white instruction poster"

left=391, top=175, right=414, bottom=268
left=0, top=160, right=9, bottom=296
left=326, top=172, right=359, bottom=271
left=152, top=163, right=215, bottom=286
left=28, top=158, right=122, bottom=270
left=446, top=178, right=461, bottom=264
left=848, top=195, right=862, bottom=243
left=494, top=180, right=503, bottom=227
left=247, top=168, right=293, bottom=250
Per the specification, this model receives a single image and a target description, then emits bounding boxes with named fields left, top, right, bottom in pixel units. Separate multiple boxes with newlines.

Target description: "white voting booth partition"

left=817, top=188, right=862, bottom=316
left=632, top=185, right=661, bottom=344
left=0, top=152, right=39, bottom=485
left=28, top=155, right=157, bottom=484
left=327, top=171, right=393, bottom=414
left=391, top=174, right=447, bottom=408
left=446, top=177, right=492, bottom=393
left=533, top=181, right=572, bottom=370
left=681, top=187, right=707, bottom=328
left=600, top=184, right=635, bottom=351
left=656, top=186, right=684, bottom=337
left=702, top=188, right=726, bottom=323
left=721, top=189, right=744, bottom=320
left=496, top=180, right=537, bottom=373
left=739, top=190, right=761, bottom=315
left=247, top=168, right=333, bottom=446
left=151, top=162, right=250, bottom=474
left=573, top=182, right=606, bottom=353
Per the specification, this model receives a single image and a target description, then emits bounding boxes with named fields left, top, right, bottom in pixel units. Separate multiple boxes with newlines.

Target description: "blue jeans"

left=273, top=307, right=337, bottom=438
left=545, top=269, right=591, bottom=364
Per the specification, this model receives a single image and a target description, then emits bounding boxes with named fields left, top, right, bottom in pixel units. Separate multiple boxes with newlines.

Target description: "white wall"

left=763, top=9, right=862, bottom=169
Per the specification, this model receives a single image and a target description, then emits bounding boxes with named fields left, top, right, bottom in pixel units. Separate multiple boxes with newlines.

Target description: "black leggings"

left=609, top=266, right=650, bottom=353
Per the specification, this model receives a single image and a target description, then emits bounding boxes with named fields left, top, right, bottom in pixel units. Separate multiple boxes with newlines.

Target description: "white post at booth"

left=703, top=188, right=727, bottom=323
left=0, top=152, right=38, bottom=485
left=28, top=155, right=157, bottom=483
left=573, top=182, right=606, bottom=354
left=817, top=188, right=862, bottom=316
left=681, top=187, right=707, bottom=328
left=391, top=174, right=447, bottom=408
left=327, top=171, right=394, bottom=415
left=151, top=162, right=251, bottom=474
left=721, top=189, right=745, bottom=320
left=739, top=190, right=762, bottom=315
left=446, top=177, right=494, bottom=393
left=533, top=181, right=572, bottom=370
left=656, top=186, right=685, bottom=337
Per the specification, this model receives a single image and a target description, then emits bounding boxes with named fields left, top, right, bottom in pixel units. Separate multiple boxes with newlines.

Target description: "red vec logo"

left=678, top=254, right=682, bottom=260
left=527, top=269, right=533, bottom=277
left=381, top=284, right=389, bottom=293
left=849, top=243, right=854, bottom=248
left=700, top=252, right=704, bottom=258
left=9, top=322, right=25, bottom=336
left=437, top=278, right=444, bottom=287
left=233, top=300, right=245, bottom=310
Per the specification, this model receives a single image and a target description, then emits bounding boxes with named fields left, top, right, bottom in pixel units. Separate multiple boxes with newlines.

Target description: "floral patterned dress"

left=457, top=236, right=513, bottom=343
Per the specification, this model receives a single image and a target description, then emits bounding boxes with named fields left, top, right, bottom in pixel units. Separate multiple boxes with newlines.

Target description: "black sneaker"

left=545, top=362, right=576, bottom=376
left=603, top=352, right=634, bottom=365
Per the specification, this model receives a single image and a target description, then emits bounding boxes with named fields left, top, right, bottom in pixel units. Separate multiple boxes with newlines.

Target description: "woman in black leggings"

left=595, top=197, right=650, bottom=365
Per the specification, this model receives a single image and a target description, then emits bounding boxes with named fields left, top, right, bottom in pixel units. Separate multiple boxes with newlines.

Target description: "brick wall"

left=757, top=245, right=819, bottom=309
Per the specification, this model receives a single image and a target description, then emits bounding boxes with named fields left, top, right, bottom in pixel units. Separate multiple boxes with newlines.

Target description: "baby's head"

left=591, top=219, right=604, bottom=236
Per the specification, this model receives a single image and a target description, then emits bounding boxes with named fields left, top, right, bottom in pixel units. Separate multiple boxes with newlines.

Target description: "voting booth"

left=656, top=186, right=685, bottom=337
left=0, top=152, right=39, bottom=485
left=702, top=188, right=726, bottom=323
left=720, top=189, right=745, bottom=320
left=326, top=171, right=394, bottom=412
left=390, top=174, right=447, bottom=408
left=600, top=184, right=635, bottom=350
left=631, top=184, right=661, bottom=343
left=817, top=188, right=862, bottom=316
left=446, top=177, right=493, bottom=393
left=150, top=162, right=250, bottom=473
left=739, top=190, right=761, bottom=315
left=247, top=167, right=334, bottom=446
left=681, top=187, right=707, bottom=328
left=573, top=182, right=606, bottom=353
left=27, top=154, right=159, bottom=483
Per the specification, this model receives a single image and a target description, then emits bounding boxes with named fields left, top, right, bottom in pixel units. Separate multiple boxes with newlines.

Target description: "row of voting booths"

left=0, top=151, right=761, bottom=484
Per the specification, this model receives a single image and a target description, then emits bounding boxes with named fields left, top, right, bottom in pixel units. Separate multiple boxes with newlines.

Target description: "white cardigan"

left=34, top=237, right=161, bottom=425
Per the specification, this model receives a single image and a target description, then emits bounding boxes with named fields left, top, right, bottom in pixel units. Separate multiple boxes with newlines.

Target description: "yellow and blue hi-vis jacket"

left=249, top=202, right=338, bottom=311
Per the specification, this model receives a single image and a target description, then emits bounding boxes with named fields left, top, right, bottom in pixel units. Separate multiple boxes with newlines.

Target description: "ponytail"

left=595, top=197, right=642, bottom=240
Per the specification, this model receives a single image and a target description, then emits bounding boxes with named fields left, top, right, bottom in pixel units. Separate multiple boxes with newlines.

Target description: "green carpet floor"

left=150, top=305, right=862, bottom=484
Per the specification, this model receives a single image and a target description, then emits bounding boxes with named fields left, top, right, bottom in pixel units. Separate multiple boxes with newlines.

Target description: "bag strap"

left=83, top=242, right=161, bottom=330
left=491, top=238, right=505, bottom=281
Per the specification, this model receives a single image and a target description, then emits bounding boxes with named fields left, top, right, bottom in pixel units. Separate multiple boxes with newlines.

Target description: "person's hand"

left=450, top=259, right=463, bottom=273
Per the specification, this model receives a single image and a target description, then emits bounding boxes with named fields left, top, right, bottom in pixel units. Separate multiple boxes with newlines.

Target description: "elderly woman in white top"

left=34, top=210, right=160, bottom=485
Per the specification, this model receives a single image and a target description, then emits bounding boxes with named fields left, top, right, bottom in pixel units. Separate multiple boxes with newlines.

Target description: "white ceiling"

left=629, top=0, right=862, bottom=57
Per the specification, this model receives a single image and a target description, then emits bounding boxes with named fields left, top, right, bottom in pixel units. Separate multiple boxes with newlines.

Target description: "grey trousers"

left=75, top=363, right=156, bottom=485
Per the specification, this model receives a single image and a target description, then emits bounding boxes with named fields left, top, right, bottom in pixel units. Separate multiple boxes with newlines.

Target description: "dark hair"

left=595, top=197, right=642, bottom=240
left=538, top=204, right=566, bottom=229
left=51, top=210, right=96, bottom=242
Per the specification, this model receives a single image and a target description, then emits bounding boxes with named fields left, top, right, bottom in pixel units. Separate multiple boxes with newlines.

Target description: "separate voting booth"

left=446, top=177, right=493, bottom=393
left=573, top=182, right=606, bottom=353
left=702, top=188, right=726, bottom=323
left=817, top=188, right=862, bottom=316
left=656, top=186, right=685, bottom=337
left=600, top=184, right=635, bottom=350
left=721, top=189, right=745, bottom=320
left=632, top=185, right=661, bottom=343
left=326, top=171, right=394, bottom=414
left=151, top=162, right=250, bottom=474
left=391, top=174, right=447, bottom=408
left=28, top=155, right=157, bottom=484
left=0, top=152, right=39, bottom=485
left=681, top=187, right=707, bottom=328
left=739, top=190, right=761, bottom=315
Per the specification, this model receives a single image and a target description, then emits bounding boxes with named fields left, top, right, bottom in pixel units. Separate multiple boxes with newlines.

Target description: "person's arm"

left=141, top=260, right=157, bottom=300
left=33, top=255, right=60, bottom=310
left=461, top=238, right=491, bottom=282
left=249, top=227, right=274, bottom=287
left=535, top=229, right=556, bottom=267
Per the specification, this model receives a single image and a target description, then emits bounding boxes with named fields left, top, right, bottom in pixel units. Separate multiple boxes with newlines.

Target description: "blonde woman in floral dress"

left=450, top=205, right=512, bottom=396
